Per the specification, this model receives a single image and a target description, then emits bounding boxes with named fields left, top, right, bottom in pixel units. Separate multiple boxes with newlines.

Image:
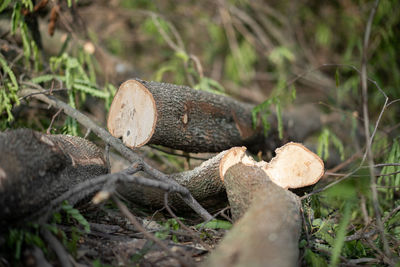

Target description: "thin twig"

left=105, top=143, right=111, bottom=173
left=360, top=0, right=390, bottom=258
left=149, top=145, right=209, bottom=161
left=40, top=227, right=72, bottom=267
left=46, top=108, right=63, bottom=134
left=31, top=246, right=52, bottom=267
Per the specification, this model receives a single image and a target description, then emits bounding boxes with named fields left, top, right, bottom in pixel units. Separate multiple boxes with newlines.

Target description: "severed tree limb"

left=202, top=142, right=324, bottom=267
left=0, top=129, right=108, bottom=228
left=18, top=88, right=213, bottom=221
left=117, top=146, right=246, bottom=210
left=204, top=164, right=302, bottom=267
left=107, top=79, right=328, bottom=153
left=117, top=143, right=323, bottom=213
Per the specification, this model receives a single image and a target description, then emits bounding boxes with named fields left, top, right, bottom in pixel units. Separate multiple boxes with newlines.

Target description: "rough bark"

left=107, top=79, right=269, bottom=153
left=204, top=164, right=302, bottom=267
left=107, top=79, right=328, bottom=154
left=117, top=142, right=323, bottom=212
left=0, top=129, right=108, bottom=228
left=117, top=147, right=247, bottom=211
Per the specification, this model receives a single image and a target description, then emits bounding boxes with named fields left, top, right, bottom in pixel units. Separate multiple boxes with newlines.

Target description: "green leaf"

left=31, top=74, right=62, bottom=84
left=268, top=47, right=295, bottom=66
left=0, top=0, right=12, bottom=12
left=329, top=204, right=351, bottom=267
left=194, top=77, right=226, bottom=95
left=275, top=100, right=283, bottom=140
left=0, top=55, right=18, bottom=91
left=155, top=65, right=176, bottom=82
left=22, top=0, right=33, bottom=11
left=20, top=22, right=32, bottom=61
left=62, top=202, right=90, bottom=233
left=335, top=68, right=340, bottom=88
left=305, top=248, right=328, bottom=267
left=11, top=2, right=21, bottom=34
left=316, top=24, right=332, bottom=46
left=73, top=83, right=109, bottom=99
left=175, top=51, right=189, bottom=63
left=195, top=220, right=232, bottom=230
left=317, top=128, right=330, bottom=160
left=291, top=85, right=297, bottom=101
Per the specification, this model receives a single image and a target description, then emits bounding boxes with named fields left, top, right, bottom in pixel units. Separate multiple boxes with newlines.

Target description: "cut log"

left=107, top=79, right=328, bottom=153
left=204, top=164, right=302, bottom=267
left=220, top=142, right=323, bottom=219
left=203, top=143, right=323, bottom=266
left=117, top=142, right=323, bottom=213
left=117, top=147, right=248, bottom=211
left=0, top=129, right=108, bottom=228
left=108, top=79, right=267, bottom=153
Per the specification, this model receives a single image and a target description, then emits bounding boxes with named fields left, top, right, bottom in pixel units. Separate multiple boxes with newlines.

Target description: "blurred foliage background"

left=0, top=0, right=399, bottom=266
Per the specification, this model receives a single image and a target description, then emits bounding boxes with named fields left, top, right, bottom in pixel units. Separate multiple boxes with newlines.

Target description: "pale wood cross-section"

left=107, top=80, right=157, bottom=148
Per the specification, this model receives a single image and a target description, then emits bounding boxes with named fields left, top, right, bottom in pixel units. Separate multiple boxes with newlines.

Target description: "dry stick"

left=31, top=246, right=52, bottom=267
left=40, top=227, right=72, bottom=267
left=360, top=0, right=390, bottom=258
left=18, top=88, right=213, bottom=221
left=364, top=238, right=395, bottom=267
left=46, top=107, right=62, bottom=134
left=112, top=196, right=192, bottom=267
left=104, top=143, right=111, bottom=173
left=148, top=145, right=209, bottom=161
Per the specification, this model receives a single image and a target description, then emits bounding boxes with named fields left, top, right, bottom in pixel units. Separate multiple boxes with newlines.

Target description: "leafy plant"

left=251, top=96, right=284, bottom=138
left=379, top=139, right=400, bottom=201
left=155, top=218, right=182, bottom=243
left=61, top=201, right=90, bottom=234
left=195, top=219, right=232, bottom=230
left=0, top=54, right=20, bottom=122
left=317, top=127, right=345, bottom=161
left=5, top=224, right=46, bottom=260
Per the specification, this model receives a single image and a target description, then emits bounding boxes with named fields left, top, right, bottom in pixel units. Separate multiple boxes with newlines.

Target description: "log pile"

left=4, top=79, right=326, bottom=266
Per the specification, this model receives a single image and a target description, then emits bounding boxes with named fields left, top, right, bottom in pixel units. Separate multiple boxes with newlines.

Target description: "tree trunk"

left=0, top=129, right=108, bottom=228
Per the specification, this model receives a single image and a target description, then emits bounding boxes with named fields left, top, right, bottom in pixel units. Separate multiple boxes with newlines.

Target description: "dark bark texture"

left=114, top=79, right=325, bottom=154
left=0, top=129, right=107, bottom=228
left=117, top=148, right=231, bottom=211
left=204, top=163, right=301, bottom=267
left=136, top=79, right=272, bottom=153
